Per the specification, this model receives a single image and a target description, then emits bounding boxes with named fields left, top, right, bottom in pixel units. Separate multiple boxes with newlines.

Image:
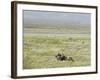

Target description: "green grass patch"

left=23, top=34, right=91, bottom=69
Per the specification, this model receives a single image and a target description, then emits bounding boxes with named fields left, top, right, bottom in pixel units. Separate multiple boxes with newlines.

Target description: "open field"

left=23, top=10, right=91, bottom=69
left=23, top=34, right=91, bottom=69
left=24, top=26, right=90, bottom=34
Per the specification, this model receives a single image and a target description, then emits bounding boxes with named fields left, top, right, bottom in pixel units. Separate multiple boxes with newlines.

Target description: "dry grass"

left=23, top=34, right=91, bottom=69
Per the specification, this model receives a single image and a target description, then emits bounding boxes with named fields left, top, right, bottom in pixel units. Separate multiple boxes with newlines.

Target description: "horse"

left=55, top=53, right=74, bottom=62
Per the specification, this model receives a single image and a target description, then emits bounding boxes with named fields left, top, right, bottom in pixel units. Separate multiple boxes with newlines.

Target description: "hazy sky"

left=23, top=10, right=91, bottom=28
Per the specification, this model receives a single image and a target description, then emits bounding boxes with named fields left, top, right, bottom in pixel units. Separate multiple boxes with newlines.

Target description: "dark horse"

left=55, top=53, right=66, bottom=61
left=55, top=53, right=74, bottom=61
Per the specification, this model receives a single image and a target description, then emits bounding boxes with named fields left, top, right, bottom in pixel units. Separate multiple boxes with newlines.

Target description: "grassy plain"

left=23, top=33, right=90, bottom=69
left=23, top=11, right=91, bottom=69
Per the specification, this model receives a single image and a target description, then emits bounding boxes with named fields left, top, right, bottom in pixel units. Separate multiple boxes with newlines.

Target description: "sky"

left=23, top=10, right=91, bottom=28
